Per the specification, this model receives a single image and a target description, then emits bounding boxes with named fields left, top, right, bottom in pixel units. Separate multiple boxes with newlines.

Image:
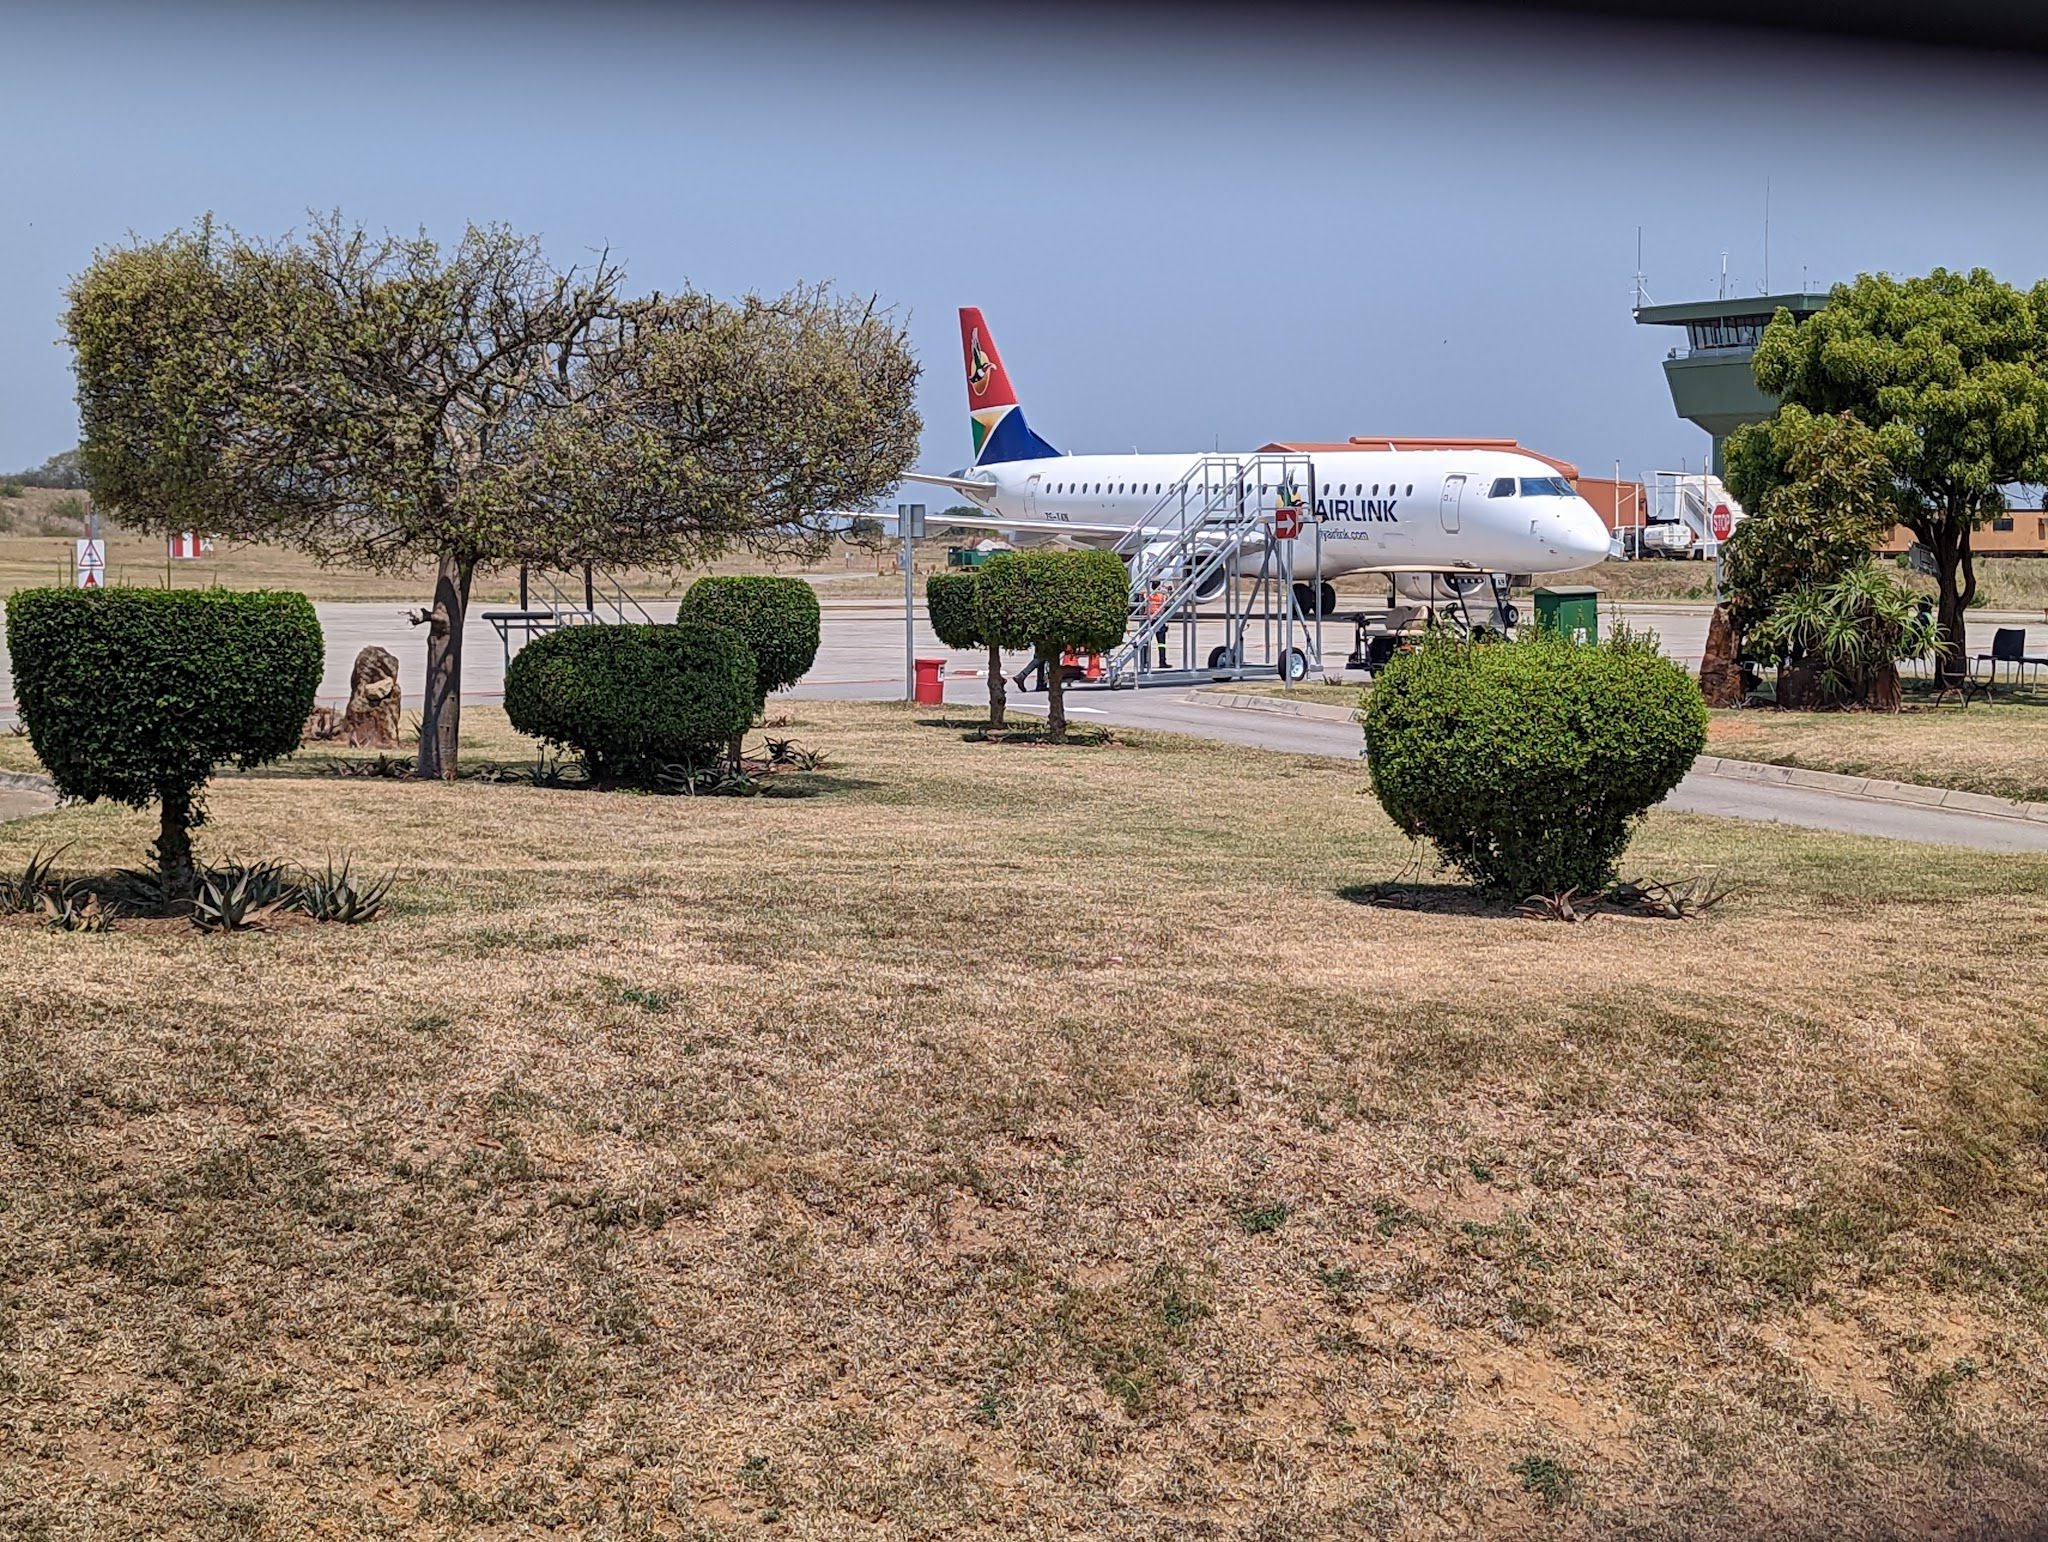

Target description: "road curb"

left=1186, top=691, right=1360, bottom=724
left=1183, top=694, right=2048, bottom=827
left=0, top=768, right=56, bottom=796
left=1689, top=754, right=2048, bottom=825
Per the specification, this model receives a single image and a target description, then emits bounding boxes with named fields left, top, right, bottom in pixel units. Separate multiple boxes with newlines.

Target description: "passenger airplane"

left=904, top=308, right=1612, bottom=611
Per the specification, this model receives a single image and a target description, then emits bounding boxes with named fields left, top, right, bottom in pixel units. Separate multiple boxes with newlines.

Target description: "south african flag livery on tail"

left=961, top=306, right=1062, bottom=467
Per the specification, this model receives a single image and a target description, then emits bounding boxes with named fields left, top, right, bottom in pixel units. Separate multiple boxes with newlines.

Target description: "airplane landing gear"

left=1291, top=581, right=1342, bottom=618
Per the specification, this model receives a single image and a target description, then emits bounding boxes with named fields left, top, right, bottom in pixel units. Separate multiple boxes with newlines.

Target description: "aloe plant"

left=295, top=856, right=393, bottom=924
left=42, top=889, right=114, bottom=932
left=191, top=867, right=288, bottom=933
left=0, top=845, right=66, bottom=914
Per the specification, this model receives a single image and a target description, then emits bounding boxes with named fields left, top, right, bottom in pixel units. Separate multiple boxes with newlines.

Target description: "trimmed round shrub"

left=975, top=549, right=1128, bottom=659
left=924, top=571, right=984, bottom=650
left=1361, top=629, right=1708, bottom=896
left=678, top=576, right=821, bottom=711
left=976, top=549, right=1129, bottom=740
left=5, top=586, right=323, bottom=894
left=503, top=622, right=755, bottom=781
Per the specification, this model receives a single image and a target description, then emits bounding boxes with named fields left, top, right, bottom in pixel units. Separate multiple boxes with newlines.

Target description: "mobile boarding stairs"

left=481, top=566, right=653, bottom=670
left=1093, top=452, right=1326, bottom=689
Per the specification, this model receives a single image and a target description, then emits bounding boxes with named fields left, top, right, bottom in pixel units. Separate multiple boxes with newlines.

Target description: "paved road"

left=2, top=598, right=2041, bottom=711
left=0, top=783, right=54, bottom=823
left=996, top=686, right=2048, bottom=855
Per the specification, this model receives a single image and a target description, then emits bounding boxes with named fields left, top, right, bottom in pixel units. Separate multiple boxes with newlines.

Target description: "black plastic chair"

left=1972, top=628, right=2031, bottom=695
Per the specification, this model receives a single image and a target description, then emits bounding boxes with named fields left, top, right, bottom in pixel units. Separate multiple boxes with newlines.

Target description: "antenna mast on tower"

left=1763, top=176, right=1771, bottom=294
left=1632, top=227, right=1650, bottom=312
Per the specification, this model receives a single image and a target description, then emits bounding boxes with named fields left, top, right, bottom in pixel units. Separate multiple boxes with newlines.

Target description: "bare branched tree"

left=66, top=214, right=921, bottom=775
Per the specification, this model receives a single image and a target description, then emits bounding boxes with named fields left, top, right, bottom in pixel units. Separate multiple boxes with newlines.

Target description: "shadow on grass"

left=1335, top=881, right=1517, bottom=918
left=252, top=756, right=883, bottom=799
left=751, top=775, right=884, bottom=799
left=915, top=716, right=1119, bottom=748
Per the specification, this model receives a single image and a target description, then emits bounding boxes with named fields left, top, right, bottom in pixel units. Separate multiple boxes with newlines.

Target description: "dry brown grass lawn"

left=4, top=704, right=2048, bottom=1537
left=0, top=521, right=933, bottom=604
left=1709, top=699, right=2048, bottom=803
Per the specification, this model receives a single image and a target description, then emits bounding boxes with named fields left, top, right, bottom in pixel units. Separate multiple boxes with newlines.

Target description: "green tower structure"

left=1634, top=293, right=1830, bottom=474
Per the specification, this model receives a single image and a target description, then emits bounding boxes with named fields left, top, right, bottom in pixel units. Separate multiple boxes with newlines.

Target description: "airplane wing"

left=931, top=510, right=1136, bottom=539
left=898, top=471, right=1134, bottom=539
left=900, top=470, right=995, bottom=496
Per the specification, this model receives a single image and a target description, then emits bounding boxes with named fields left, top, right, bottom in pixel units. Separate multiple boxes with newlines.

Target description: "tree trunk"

left=1044, top=654, right=1067, bottom=742
left=728, top=731, right=745, bottom=776
left=1928, top=519, right=1976, bottom=690
left=155, top=783, right=196, bottom=903
left=417, top=553, right=474, bottom=780
left=986, top=640, right=1007, bottom=729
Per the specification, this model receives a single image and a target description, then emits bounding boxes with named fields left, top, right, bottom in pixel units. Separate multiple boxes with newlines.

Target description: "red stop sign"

left=1711, top=503, right=1734, bottom=541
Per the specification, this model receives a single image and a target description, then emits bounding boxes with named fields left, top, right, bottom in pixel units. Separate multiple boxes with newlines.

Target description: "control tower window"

left=1685, top=314, right=1772, bottom=351
left=1488, top=477, right=1516, bottom=498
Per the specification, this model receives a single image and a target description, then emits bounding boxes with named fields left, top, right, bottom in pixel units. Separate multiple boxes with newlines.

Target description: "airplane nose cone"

left=1562, top=501, right=1612, bottom=564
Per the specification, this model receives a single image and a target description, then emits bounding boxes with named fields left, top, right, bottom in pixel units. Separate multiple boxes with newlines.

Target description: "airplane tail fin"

left=961, top=306, right=1061, bottom=466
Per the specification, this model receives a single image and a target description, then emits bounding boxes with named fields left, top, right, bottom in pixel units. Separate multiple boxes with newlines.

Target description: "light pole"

left=898, top=502, right=925, bottom=701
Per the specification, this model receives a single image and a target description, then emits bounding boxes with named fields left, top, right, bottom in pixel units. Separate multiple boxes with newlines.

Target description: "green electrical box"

left=1532, top=586, right=1599, bottom=644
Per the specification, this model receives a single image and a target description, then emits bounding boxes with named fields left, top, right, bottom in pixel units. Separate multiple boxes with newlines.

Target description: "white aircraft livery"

left=903, top=308, right=1613, bottom=599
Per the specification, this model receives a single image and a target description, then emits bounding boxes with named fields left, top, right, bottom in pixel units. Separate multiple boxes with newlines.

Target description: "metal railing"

left=482, top=564, right=655, bottom=669
left=1099, top=453, right=1322, bottom=687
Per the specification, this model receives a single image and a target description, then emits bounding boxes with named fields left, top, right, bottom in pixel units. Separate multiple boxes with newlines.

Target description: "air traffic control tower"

left=1634, top=292, right=1829, bottom=473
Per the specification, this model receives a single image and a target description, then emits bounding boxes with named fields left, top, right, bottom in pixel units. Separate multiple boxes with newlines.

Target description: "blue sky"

left=5, top=1, right=2046, bottom=488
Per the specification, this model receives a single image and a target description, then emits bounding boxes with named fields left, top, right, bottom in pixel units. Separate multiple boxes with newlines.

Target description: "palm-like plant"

left=1749, top=563, right=1939, bottom=708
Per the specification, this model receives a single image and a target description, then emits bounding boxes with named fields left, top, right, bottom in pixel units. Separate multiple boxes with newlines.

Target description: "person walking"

left=1145, top=577, right=1169, bottom=669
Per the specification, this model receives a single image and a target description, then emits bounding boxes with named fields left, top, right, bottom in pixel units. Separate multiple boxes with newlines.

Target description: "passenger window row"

left=1045, top=478, right=1417, bottom=497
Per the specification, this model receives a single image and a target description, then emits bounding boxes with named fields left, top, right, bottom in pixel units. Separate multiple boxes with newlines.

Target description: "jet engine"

left=1133, top=539, right=1231, bottom=601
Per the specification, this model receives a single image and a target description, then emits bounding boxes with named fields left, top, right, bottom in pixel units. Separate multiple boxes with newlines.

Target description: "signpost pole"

left=1709, top=501, right=1733, bottom=601
left=899, top=502, right=925, bottom=702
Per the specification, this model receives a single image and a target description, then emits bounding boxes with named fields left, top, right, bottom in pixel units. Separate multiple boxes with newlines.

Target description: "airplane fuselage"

left=941, top=447, right=1612, bottom=577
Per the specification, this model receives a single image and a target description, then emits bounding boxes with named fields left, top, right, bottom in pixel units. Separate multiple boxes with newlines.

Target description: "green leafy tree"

left=4, top=587, right=322, bottom=897
left=678, top=576, right=822, bottom=766
left=9, top=449, right=87, bottom=490
left=1361, top=628, right=1707, bottom=897
left=925, top=570, right=1008, bottom=727
left=64, top=214, right=920, bottom=778
left=1743, top=268, right=2048, bottom=684
left=976, top=550, right=1127, bottom=741
left=1722, top=408, right=1901, bottom=634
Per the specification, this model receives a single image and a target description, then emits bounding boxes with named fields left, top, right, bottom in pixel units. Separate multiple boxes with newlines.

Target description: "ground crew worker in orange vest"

left=1145, top=578, right=1169, bottom=668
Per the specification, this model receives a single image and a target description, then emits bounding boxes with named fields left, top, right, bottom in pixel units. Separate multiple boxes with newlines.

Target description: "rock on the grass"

left=304, top=645, right=403, bottom=748
left=1700, top=604, right=1744, bottom=708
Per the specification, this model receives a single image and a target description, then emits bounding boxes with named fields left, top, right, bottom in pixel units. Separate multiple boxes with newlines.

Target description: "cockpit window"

left=1487, top=477, right=1516, bottom=498
left=1519, top=476, right=1575, bottom=496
